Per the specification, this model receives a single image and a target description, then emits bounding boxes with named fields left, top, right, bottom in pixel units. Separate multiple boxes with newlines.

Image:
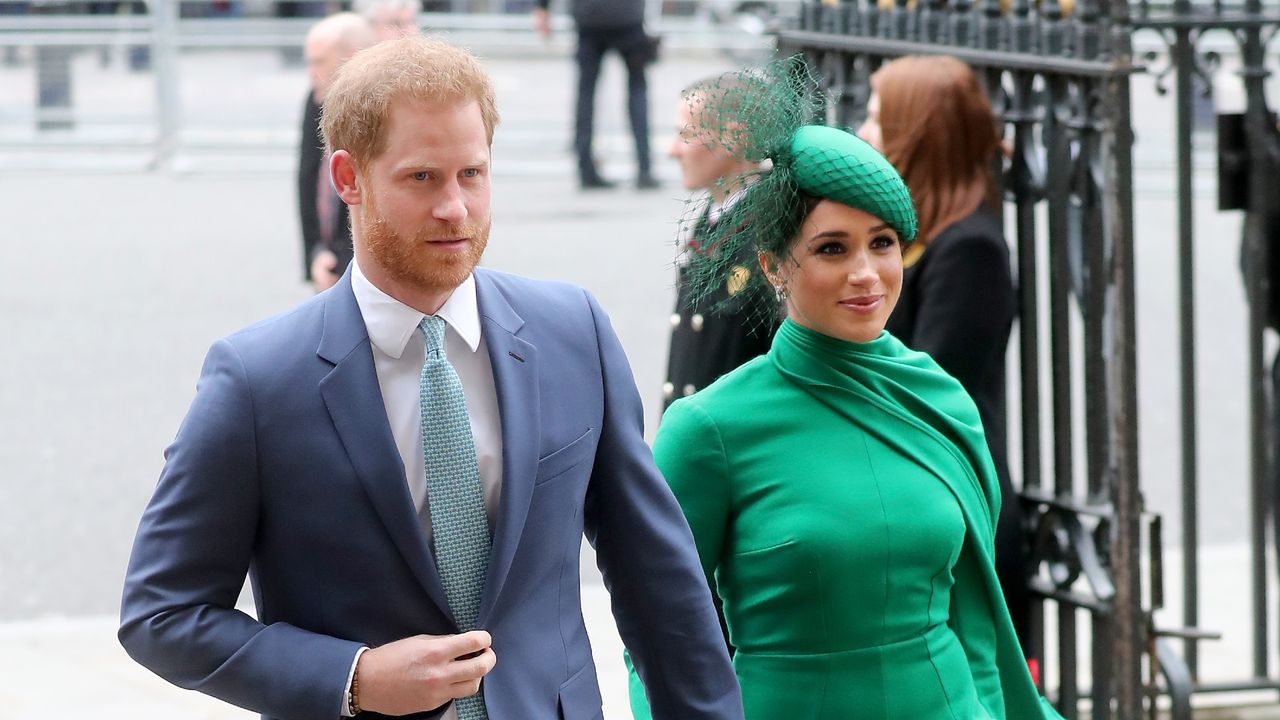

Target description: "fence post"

left=1104, top=0, right=1144, bottom=715
left=1239, top=0, right=1276, bottom=680
left=152, top=0, right=180, bottom=170
left=1169, top=0, right=1201, bottom=679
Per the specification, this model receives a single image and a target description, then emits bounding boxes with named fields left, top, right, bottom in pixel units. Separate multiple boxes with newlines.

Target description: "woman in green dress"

left=627, top=64, right=1060, bottom=720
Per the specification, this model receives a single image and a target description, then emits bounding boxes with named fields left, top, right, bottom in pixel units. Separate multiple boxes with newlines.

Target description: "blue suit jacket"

left=119, top=268, right=743, bottom=720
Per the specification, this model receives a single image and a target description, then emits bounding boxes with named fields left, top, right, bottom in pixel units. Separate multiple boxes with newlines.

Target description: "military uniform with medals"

left=664, top=201, right=778, bottom=411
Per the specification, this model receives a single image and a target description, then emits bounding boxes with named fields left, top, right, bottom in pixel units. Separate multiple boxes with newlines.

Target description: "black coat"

left=664, top=214, right=777, bottom=412
left=536, top=0, right=643, bottom=29
left=298, top=90, right=353, bottom=281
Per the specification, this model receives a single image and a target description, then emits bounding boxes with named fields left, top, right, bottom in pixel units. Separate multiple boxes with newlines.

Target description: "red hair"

left=870, top=56, right=1001, bottom=244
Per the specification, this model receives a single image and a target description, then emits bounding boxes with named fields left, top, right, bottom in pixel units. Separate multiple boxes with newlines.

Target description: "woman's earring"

left=774, top=284, right=788, bottom=302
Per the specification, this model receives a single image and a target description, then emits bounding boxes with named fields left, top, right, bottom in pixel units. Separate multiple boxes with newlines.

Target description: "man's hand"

left=532, top=8, right=551, bottom=40
left=356, top=631, right=497, bottom=716
left=310, top=250, right=340, bottom=292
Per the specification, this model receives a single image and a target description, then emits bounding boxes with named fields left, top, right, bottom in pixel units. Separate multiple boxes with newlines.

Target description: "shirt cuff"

left=341, top=646, right=370, bottom=717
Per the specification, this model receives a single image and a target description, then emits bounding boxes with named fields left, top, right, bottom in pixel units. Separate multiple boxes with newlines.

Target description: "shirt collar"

left=350, top=260, right=482, bottom=360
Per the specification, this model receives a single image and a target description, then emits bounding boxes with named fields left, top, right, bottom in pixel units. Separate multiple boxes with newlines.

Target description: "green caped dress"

left=628, top=319, right=1060, bottom=719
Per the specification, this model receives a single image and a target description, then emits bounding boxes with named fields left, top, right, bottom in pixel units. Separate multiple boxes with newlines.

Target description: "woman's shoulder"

left=912, top=207, right=1011, bottom=287
left=876, top=333, right=986, bottom=425
left=930, top=206, right=1007, bottom=253
left=661, top=355, right=778, bottom=429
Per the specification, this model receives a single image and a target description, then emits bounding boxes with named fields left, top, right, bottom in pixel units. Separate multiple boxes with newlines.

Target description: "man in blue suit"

left=119, top=36, right=742, bottom=720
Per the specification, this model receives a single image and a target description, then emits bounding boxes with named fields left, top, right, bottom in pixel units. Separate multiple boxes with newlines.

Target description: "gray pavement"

left=1, top=37, right=1279, bottom=718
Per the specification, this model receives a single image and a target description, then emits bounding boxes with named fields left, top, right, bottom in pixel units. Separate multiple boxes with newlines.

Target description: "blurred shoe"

left=580, top=174, right=617, bottom=190
left=636, top=173, right=661, bottom=190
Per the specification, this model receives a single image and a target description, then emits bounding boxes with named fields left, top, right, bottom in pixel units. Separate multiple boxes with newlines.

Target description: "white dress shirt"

left=342, top=260, right=504, bottom=719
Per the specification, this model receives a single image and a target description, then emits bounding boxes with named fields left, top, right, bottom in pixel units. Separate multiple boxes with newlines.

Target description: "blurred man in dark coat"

left=298, top=12, right=374, bottom=291
left=532, top=0, right=656, bottom=190
left=662, top=79, right=774, bottom=411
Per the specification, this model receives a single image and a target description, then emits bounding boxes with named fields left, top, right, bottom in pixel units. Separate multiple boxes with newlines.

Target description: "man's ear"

left=331, top=150, right=362, bottom=206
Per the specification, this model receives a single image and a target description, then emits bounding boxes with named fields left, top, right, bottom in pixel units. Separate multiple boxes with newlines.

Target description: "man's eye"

left=412, top=171, right=429, bottom=181
left=462, top=168, right=479, bottom=178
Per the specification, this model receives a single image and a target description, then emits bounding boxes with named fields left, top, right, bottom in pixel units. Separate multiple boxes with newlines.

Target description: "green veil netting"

left=674, top=55, right=918, bottom=321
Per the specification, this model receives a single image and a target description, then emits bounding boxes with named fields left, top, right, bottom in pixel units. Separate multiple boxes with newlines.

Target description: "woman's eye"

left=870, top=235, right=898, bottom=249
left=816, top=242, right=845, bottom=255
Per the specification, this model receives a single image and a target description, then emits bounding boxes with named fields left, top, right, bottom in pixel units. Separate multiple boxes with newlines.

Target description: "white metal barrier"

left=0, top=1, right=777, bottom=169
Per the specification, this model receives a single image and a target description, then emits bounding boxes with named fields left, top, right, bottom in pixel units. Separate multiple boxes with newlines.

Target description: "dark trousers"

left=993, top=472, right=1033, bottom=660
left=574, top=23, right=651, bottom=180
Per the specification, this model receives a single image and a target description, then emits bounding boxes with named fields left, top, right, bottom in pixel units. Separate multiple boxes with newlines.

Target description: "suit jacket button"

left=663, top=382, right=675, bottom=399
left=691, top=314, right=704, bottom=332
left=670, top=313, right=682, bottom=328
left=682, top=384, right=697, bottom=396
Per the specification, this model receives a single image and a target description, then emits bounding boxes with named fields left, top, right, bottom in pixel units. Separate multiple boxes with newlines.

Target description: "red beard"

left=361, top=206, right=490, bottom=297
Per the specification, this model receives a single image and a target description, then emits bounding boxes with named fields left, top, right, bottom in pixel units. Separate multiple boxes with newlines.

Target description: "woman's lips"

left=840, top=295, right=883, bottom=314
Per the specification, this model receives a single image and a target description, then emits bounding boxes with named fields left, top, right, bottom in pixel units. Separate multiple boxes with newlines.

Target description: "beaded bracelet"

left=348, top=662, right=362, bottom=715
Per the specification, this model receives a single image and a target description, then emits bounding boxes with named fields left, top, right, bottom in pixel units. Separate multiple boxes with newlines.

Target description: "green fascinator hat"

left=677, top=57, right=917, bottom=316
left=787, top=125, right=917, bottom=244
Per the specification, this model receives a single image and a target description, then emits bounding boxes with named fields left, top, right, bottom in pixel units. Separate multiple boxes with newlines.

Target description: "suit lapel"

left=474, top=271, right=539, bottom=625
left=316, top=273, right=453, bottom=618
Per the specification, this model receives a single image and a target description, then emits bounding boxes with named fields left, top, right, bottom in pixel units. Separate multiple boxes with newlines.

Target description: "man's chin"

left=396, top=255, right=480, bottom=292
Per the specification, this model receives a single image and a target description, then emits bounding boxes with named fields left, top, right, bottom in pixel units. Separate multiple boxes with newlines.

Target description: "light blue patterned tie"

left=418, top=315, right=490, bottom=720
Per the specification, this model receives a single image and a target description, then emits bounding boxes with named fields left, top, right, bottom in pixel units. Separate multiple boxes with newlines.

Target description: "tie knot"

left=420, top=315, right=446, bottom=359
